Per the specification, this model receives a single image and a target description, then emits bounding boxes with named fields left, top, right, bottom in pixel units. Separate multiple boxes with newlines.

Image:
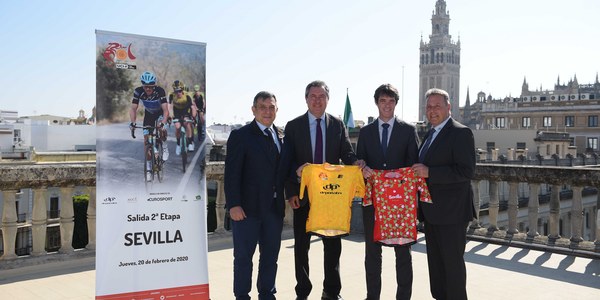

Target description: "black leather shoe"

left=321, top=291, right=343, bottom=300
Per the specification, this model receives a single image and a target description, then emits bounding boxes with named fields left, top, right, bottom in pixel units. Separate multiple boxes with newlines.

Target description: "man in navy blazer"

left=225, top=91, right=285, bottom=300
left=281, top=80, right=364, bottom=300
left=356, top=84, right=419, bottom=300
left=412, top=88, right=476, bottom=300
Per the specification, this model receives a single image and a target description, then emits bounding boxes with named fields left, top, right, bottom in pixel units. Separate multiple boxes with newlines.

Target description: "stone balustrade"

left=2, top=160, right=598, bottom=270
left=470, top=164, right=600, bottom=256
left=0, top=162, right=96, bottom=268
left=207, top=161, right=600, bottom=257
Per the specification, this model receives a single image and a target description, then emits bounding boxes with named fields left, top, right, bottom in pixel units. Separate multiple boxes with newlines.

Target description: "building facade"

left=419, top=0, right=461, bottom=121
left=461, top=75, right=600, bottom=155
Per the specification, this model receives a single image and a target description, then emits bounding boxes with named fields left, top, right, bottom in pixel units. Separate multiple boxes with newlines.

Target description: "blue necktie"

left=381, top=123, right=390, bottom=155
left=419, top=128, right=435, bottom=162
left=314, top=118, right=323, bottom=163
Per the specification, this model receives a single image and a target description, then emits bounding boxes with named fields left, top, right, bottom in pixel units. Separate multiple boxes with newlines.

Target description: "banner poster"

left=95, top=30, right=209, bottom=300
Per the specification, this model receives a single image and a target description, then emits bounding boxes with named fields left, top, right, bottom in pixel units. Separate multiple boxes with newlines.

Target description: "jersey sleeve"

left=299, top=164, right=312, bottom=200
left=132, top=87, right=142, bottom=104
left=353, top=167, right=366, bottom=198
left=364, top=175, right=374, bottom=206
left=413, top=169, right=432, bottom=203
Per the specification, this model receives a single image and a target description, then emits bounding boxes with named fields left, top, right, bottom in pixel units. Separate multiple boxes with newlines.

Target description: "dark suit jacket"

left=224, top=120, right=285, bottom=217
left=281, top=112, right=357, bottom=205
left=419, top=117, right=476, bottom=225
left=356, top=118, right=419, bottom=170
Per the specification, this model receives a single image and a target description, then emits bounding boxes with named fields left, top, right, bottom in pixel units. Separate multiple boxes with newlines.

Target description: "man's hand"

left=362, top=166, right=374, bottom=179
left=129, top=122, right=136, bottom=131
left=296, top=162, right=310, bottom=178
left=287, top=196, right=300, bottom=209
left=229, top=206, right=246, bottom=221
left=411, top=163, right=429, bottom=178
left=354, top=159, right=366, bottom=169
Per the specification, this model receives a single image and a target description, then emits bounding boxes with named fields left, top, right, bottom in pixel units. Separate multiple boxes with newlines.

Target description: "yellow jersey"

left=299, top=163, right=365, bottom=237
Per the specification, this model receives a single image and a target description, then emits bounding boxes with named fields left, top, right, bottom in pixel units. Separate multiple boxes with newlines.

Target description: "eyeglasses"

left=143, top=85, right=155, bottom=89
left=176, top=90, right=183, bottom=93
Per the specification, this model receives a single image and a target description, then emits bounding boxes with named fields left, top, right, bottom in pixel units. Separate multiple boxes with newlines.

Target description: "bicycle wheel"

left=155, top=141, right=164, bottom=182
left=144, top=143, right=153, bottom=188
left=181, top=134, right=187, bottom=173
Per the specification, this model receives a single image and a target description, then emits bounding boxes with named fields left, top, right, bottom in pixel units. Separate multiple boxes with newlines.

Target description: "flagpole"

left=401, top=65, right=405, bottom=120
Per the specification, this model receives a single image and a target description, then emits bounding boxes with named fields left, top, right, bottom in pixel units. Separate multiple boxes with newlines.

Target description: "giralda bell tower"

left=419, top=0, right=461, bottom=121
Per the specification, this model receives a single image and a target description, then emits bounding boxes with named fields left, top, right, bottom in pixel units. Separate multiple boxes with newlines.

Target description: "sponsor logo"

left=323, top=183, right=340, bottom=191
left=102, top=42, right=137, bottom=69
left=318, top=172, right=328, bottom=180
left=102, top=196, right=117, bottom=205
left=147, top=196, right=173, bottom=202
left=195, top=195, right=202, bottom=201
left=127, top=197, right=137, bottom=203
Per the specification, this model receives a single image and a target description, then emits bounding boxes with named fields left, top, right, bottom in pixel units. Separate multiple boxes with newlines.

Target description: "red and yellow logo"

left=102, top=42, right=137, bottom=69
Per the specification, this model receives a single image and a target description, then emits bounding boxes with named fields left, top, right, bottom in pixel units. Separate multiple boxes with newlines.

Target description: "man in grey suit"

left=412, top=88, right=476, bottom=300
left=357, top=84, right=419, bottom=300
left=281, top=80, right=364, bottom=300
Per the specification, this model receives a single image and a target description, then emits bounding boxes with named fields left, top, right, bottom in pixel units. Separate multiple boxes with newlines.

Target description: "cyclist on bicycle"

left=193, top=84, right=206, bottom=143
left=129, top=71, right=170, bottom=181
left=168, top=80, right=198, bottom=155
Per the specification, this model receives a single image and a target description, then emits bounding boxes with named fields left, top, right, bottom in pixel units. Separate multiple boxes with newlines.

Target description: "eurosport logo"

left=102, top=42, right=137, bottom=69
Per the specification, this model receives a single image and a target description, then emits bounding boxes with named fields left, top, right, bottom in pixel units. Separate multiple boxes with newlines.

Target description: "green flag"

left=343, top=90, right=354, bottom=128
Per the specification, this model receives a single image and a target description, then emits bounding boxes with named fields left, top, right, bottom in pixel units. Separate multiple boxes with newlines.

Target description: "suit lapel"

left=251, top=120, right=277, bottom=165
left=300, top=113, right=313, bottom=162
left=423, top=118, right=453, bottom=161
left=372, top=120, right=385, bottom=157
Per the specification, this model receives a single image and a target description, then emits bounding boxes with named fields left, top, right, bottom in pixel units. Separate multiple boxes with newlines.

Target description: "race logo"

left=102, top=42, right=137, bottom=69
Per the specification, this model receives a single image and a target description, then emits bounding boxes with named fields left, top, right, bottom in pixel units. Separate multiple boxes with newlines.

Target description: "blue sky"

left=1, top=0, right=599, bottom=125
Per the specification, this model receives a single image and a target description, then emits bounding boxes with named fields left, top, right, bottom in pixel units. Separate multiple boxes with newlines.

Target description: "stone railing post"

left=59, top=186, right=75, bottom=253
left=470, top=180, right=481, bottom=229
left=548, top=184, right=561, bottom=240
left=214, top=178, right=226, bottom=233
left=507, top=181, right=519, bottom=234
left=1, top=190, right=19, bottom=259
left=487, top=180, right=499, bottom=232
left=595, top=186, right=600, bottom=250
left=527, top=183, right=540, bottom=237
left=570, top=186, right=584, bottom=243
left=87, top=186, right=96, bottom=250
left=31, top=188, right=48, bottom=256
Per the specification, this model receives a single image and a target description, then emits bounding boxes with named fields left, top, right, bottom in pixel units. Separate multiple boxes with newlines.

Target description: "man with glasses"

left=129, top=71, right=170, bottom=181
left=169, top=80, right=198, bottom=155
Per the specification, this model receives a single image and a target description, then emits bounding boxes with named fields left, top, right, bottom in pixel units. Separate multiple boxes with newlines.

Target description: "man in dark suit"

left=225, top=91, right=285, bottom=300
left=412, top=88, right=476, bottom=300
left=282, top=80, right=364, bottom=300
left=357, top=84, right=419, bottom=300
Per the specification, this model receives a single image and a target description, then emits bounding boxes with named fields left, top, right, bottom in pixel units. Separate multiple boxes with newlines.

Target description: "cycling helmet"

left=194, top=84, right=201, bottom=92
left=140, top=71, right=156, bottom=85
left=172, top=80, right=185, bottom=91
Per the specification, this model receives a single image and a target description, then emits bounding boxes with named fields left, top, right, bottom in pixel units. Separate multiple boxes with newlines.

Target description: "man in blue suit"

left=412, top=88, right=476, bottom=300
left=225, top=91, right=285, bottom=300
